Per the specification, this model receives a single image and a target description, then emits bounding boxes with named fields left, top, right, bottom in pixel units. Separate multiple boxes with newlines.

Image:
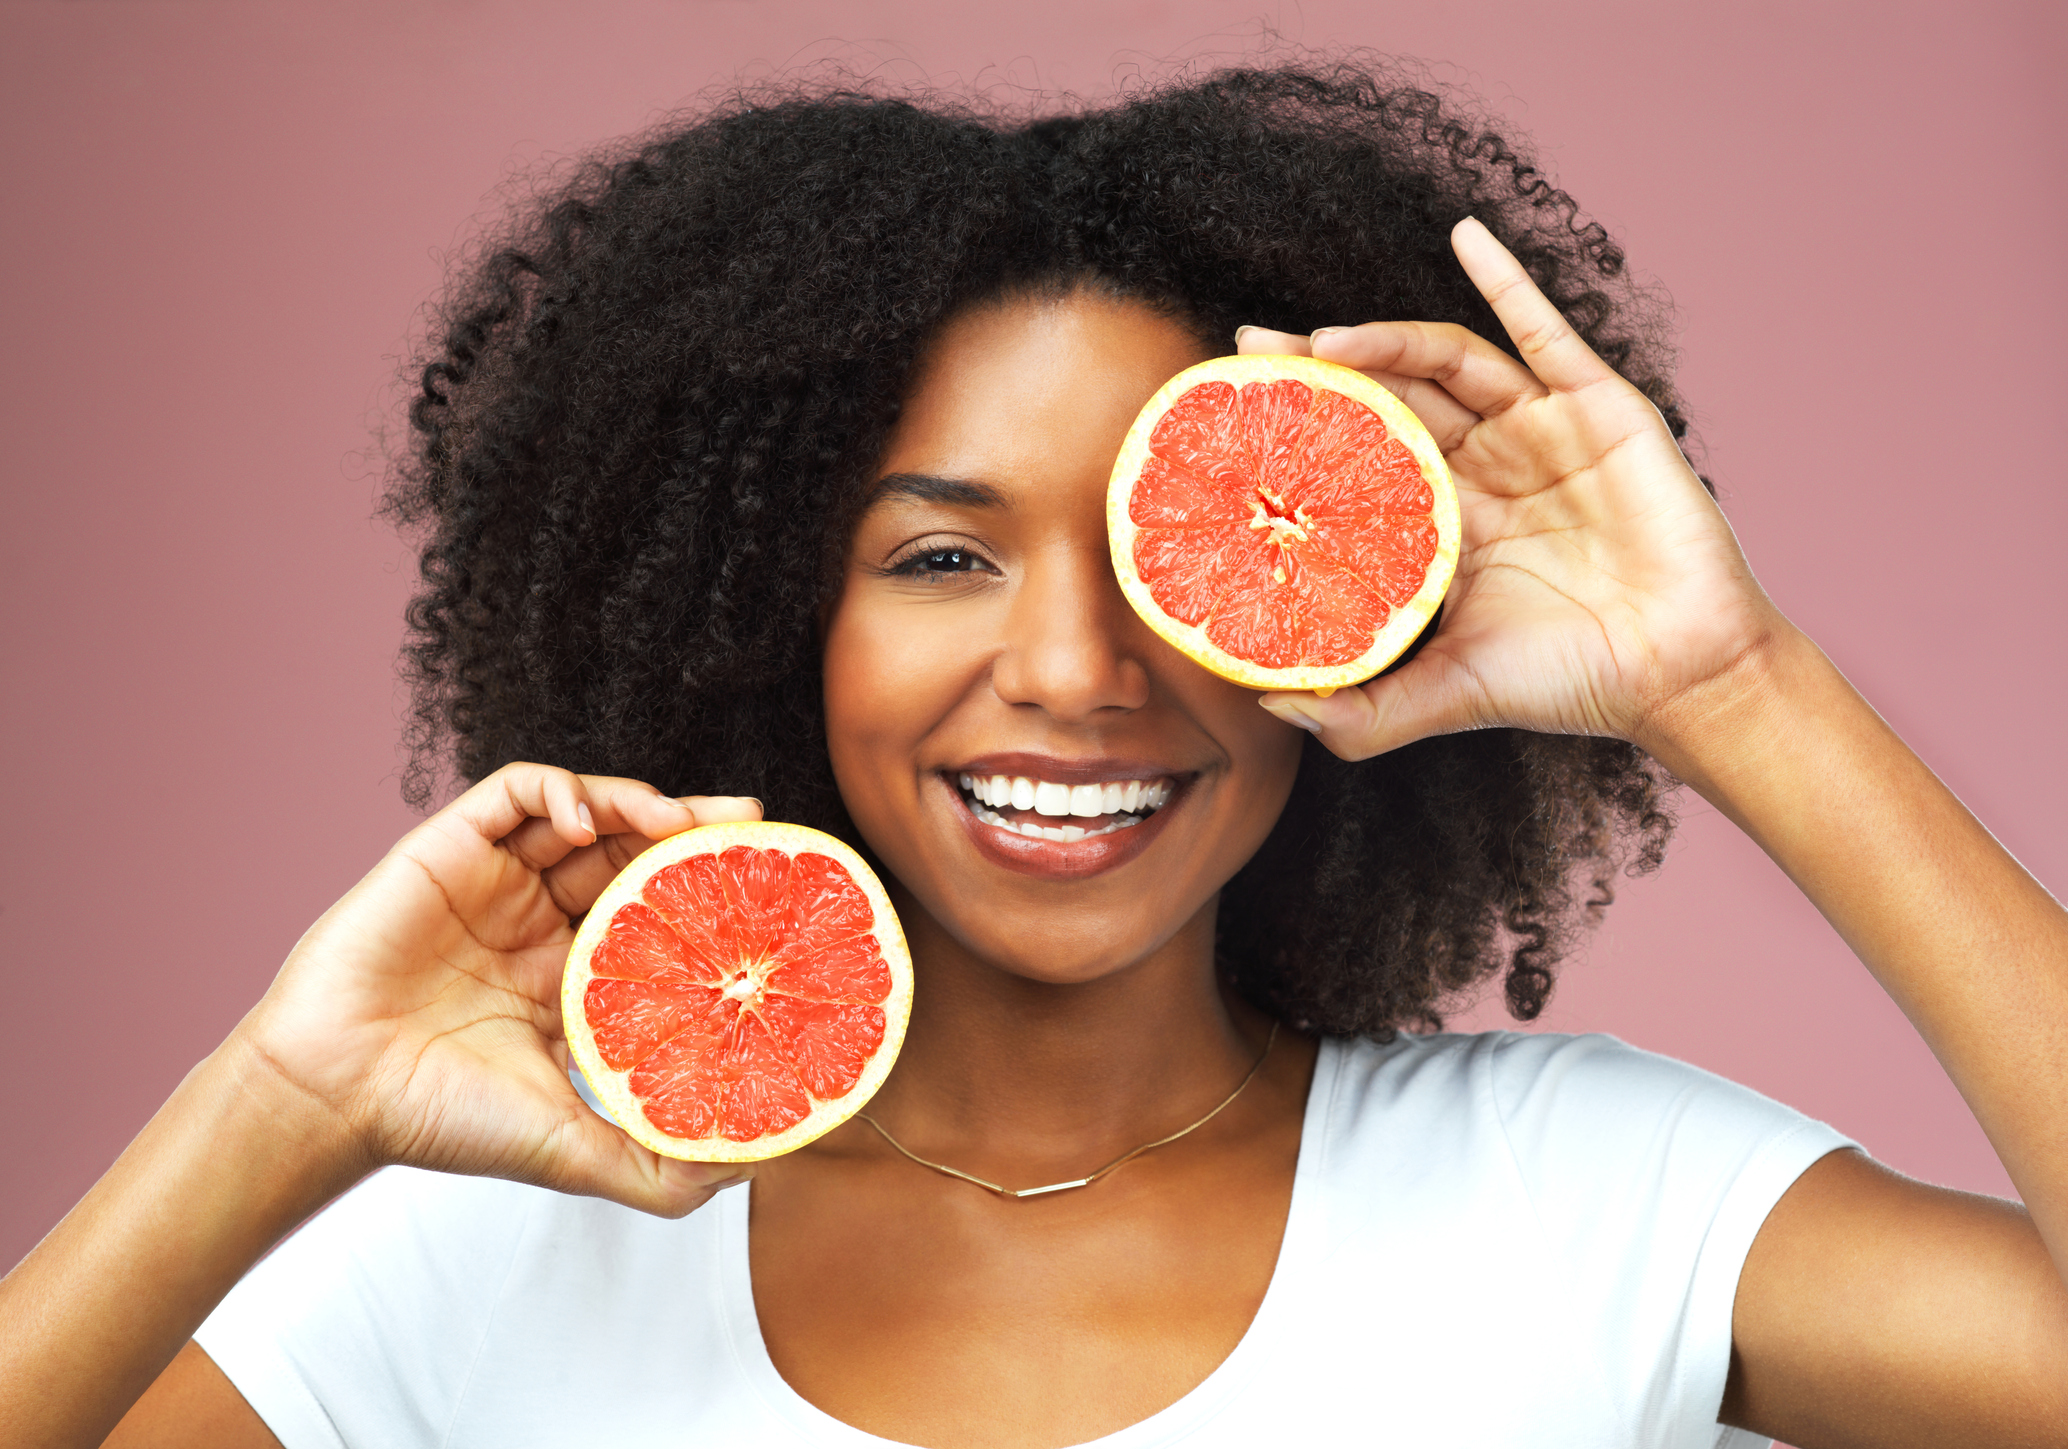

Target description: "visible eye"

left=885, top=544, right=997, bottom=581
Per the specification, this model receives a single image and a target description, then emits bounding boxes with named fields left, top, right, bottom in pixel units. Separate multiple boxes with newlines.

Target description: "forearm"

left=0, top=1036, right=366, bottom=1448
left=1643, top=624, right=2068, bottom=1271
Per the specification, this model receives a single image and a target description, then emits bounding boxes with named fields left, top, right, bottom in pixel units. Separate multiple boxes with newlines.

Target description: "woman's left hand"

left=1250, top=216, right=1783, bottom=762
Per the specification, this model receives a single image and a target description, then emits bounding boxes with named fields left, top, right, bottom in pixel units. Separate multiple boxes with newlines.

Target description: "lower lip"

left=945, top=779, right=1180, bottom=881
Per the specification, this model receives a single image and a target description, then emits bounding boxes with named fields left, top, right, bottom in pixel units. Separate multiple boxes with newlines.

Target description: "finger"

left=500, top=790, right=737, bottom=876
left=674, top=794, right=765, bottom=827
left=1240, top=322, right=1490, bottom=456
left=1259, top=652, right=1493, bottom=762
left=1309, top=318, right=1544, bottom=427
left=543, top=1107, right=757, bottom=1219
left=1233, top=325, right=1311, bottom=356
left=516, top=795, right=766, bottom=914
left=444, top=764, right=597, bottom=847
left=451, top=766, right=739, bottom=850
left=1298, top=328, right=1481, bottom=452
left=536, top=830, right=665, bottom=918
left=1450, top=217, right=1620, bottom=394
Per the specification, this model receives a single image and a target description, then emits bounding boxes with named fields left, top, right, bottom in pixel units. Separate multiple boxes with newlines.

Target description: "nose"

left=991, top=541, right=1152, bottom=722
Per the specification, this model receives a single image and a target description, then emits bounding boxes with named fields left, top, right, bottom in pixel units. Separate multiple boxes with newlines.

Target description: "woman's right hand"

left=233, top=764, right=761, bottom=1215
left=1, top=766, right=761, bottom=1449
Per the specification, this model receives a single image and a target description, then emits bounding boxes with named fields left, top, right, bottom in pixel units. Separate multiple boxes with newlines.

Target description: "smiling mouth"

left=953, top=770, right=1178, bottom=843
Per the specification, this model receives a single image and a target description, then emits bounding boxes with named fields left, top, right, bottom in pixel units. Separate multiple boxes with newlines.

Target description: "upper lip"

left=946, top=753, right=1190, bottom=785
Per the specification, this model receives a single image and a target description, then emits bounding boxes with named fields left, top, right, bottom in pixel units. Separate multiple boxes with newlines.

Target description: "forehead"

left=873, top=290, right=1210, bottom=493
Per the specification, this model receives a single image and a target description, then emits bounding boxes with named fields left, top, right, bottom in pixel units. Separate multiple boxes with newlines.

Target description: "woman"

left=4, top=65, right=2064, bottom=1448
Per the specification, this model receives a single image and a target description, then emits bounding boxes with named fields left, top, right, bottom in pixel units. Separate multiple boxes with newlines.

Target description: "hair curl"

left=386, top=59, right=1683, bottom=1036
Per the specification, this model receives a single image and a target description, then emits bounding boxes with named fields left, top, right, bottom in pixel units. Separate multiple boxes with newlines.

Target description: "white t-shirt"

left=197, top=1031, right=1852, bottom=1448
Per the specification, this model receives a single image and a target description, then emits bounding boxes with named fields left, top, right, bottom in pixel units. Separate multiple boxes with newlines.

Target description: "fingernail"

left=1234, top=324, right=1260, bottom=344
left=744, top=798, right=765, bottom=813
left=1260, top=698, right=1324, bottom=734
left=576, top=801, right=596, bottom=835
left=1310, top=326, right=1345, bottom=339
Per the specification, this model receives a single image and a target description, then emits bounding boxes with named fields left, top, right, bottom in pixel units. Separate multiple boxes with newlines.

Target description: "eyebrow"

left=869, top=472, right=1009, bottom=508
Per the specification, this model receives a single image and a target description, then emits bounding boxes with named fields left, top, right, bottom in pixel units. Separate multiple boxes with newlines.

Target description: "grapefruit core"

left=1107, top=354, right=1460, bottom=692
left=562, top=821, right=912, bottom=1162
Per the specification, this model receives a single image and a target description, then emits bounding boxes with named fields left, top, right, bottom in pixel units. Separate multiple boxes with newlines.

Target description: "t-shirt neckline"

left=716, top=1035, right=1341, bottom=1448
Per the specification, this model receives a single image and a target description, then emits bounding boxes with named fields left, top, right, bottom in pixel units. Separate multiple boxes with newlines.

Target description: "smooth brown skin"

left=2, top=220, right=2063, bottom=1447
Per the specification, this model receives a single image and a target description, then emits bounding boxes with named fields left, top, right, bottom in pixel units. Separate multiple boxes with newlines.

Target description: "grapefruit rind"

left=561, top=820, right=912, bottom=1163
left=1107, top=354, right=1461, bottom=692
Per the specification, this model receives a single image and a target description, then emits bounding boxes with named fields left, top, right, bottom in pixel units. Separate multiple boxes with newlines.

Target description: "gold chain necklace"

left=854, top=1021, right=1279, bottom=1199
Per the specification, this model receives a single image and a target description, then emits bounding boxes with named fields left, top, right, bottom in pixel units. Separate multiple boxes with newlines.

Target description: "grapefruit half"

left=1108, top=354, right=1460, bottom=692
left=562, top=821, right=912, bottom=1162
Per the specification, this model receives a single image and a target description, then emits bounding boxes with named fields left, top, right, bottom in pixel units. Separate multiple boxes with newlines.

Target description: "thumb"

left=1260, top=651, right=1492, bottom=761
left=539, top=1111, right=754, bottom=1219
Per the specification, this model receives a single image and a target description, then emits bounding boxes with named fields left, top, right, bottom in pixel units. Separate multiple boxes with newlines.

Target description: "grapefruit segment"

left=562, top=821, right=912, bottom=1161
left=1129, top=456, right=1253, bottom=528
left=758, top=996, right=887, bottom=1099
left=584, top=976, right=728, bottom=1071
left=766, top=932, right=893, bottom=1002
left=1151, top=380, right=1256, bottom=496
left=587, top=902, right=717, bottom=986
left=1108, top=354, right=1460, bottom=690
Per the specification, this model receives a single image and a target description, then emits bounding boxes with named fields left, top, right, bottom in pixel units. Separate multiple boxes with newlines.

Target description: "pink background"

left=2, top=0, right=2062, bottom=1330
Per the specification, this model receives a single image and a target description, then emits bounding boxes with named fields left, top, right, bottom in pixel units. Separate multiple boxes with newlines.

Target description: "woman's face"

left=823, top=289, right=1305, bottom=985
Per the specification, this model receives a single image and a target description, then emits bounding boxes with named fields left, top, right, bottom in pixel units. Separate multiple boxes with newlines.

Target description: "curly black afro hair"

left=386, top=59, right=1682, bottom=1037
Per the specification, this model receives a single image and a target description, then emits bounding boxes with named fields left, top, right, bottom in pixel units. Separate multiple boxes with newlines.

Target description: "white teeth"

left=969, top=801, right=1146, bottom=840
left=957, top=771, right=1177, bottom=837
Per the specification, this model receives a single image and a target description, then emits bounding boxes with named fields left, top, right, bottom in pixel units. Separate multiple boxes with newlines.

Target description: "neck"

left=860, top=887, right=1269, bottom=1175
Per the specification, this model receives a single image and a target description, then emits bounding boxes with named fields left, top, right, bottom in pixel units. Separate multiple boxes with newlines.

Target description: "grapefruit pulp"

left=562, top=821, right=912, bottom=1162
left=1108, top=354, right=1460, bottom=691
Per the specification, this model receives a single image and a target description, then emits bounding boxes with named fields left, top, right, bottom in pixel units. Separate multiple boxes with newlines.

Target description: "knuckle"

left=1516, top=315, right=1572, bottom=354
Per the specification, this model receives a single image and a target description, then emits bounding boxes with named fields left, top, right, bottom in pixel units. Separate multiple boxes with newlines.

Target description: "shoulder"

left=196, top=1168, right=729, bottom=1445
left=212, top=1164, right=708, bottom=1315
left=1314, top=1030, right=1854, bottom=1228
left=1315, top=1021, right=1852, bottom=1240
left=1297, top=1032, right=1855, bottom=1438
left=1324, top=1028, right=1822, bottom=1136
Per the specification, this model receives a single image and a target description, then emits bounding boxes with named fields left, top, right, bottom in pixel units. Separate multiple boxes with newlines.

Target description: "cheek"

left=1197, top=674, right=1307, bottom=831
left=820, top=582, right=975, bottom=823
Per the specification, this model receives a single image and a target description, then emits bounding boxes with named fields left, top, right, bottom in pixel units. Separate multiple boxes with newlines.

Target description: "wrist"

left=194, top=1026, right=379, bottom=1218
left=1630, top=620, right=1834, bottom=805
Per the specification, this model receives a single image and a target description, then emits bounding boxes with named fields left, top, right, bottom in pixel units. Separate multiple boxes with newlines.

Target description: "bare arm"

left=1664, top=631, right=2068, bottom=1443
left=0, top=1041, right=343, bottom=1449
left=1249, top=218, right=2068, bottom=1441
left=0, top=769, right=753, bottom=1449
left=103, top=1344, right=280, bottom=1447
